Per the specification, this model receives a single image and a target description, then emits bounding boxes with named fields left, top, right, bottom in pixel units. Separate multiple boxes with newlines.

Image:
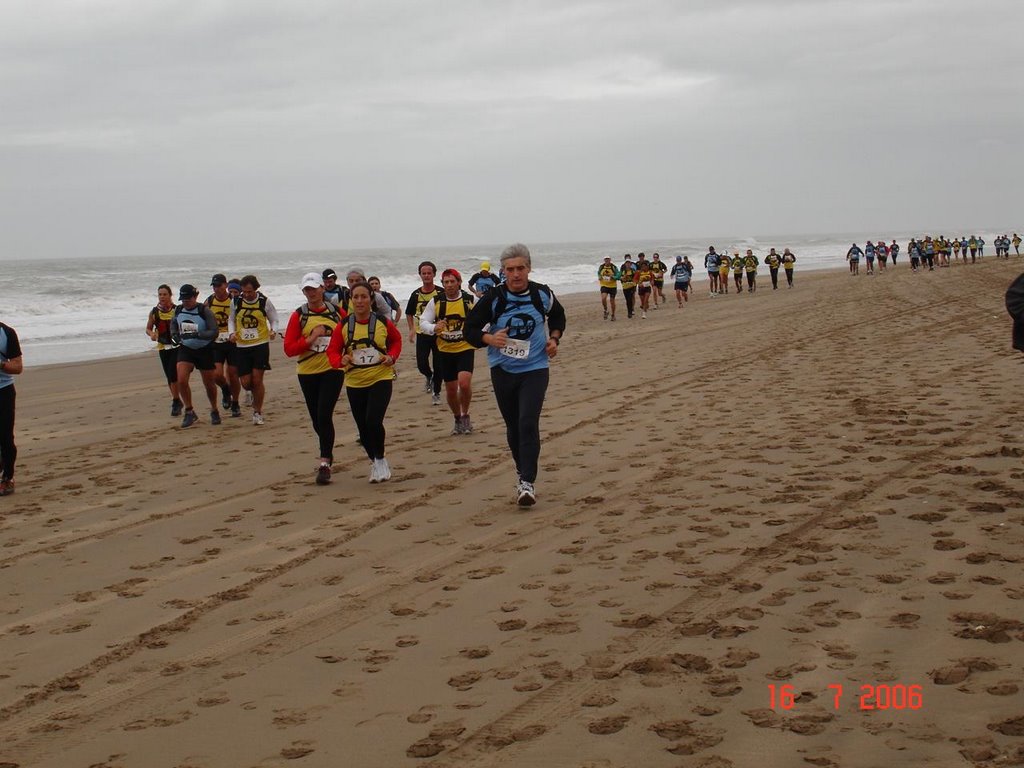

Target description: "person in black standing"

left=0, top=321, right=24, bottom=496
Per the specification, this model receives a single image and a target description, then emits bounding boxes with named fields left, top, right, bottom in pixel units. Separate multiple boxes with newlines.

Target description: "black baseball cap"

left=179, top=284, right=199, bottom=299
left=211, top=273, right=227, bottom=286
left=323, top=268, right=338, bottom=280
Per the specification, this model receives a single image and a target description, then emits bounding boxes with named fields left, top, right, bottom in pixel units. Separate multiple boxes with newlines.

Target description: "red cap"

left=442, top=268, right=462, bottom=283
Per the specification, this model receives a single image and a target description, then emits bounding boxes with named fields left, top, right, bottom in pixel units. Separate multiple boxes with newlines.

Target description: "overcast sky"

left=2, top=0, right=1021, bottom=260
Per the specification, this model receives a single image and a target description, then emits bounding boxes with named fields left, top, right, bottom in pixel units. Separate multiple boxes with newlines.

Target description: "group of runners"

left=845, top=234, right=1020, bottom=274
left=146, top=246, right=565, bottom=505
left=597, top=248, right=798, bottom=319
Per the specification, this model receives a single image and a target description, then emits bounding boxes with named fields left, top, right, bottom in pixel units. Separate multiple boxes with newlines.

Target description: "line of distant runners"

left=845, top=234, right=1021, bottom=274
left=145, top=245, right=566, bottom=506
left=597, top=248, right=798, bottom=319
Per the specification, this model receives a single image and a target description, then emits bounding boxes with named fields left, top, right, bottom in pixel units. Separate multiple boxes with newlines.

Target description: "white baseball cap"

left=300, top=272, right=323, bottom=290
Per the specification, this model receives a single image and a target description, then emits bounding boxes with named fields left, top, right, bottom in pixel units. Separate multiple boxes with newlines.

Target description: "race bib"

left=309, top=335, right=330, bottom=353
left=500, top=338, right=530, bottom=360
left=352, top=347, right=382, bottom=366
left=441, top=330, right=463, bottom=342
left=240, top=327, right=259, bottom=341
left=216, top=331, right=230, bottom=343
left=180, top=321, right=198, bottom=336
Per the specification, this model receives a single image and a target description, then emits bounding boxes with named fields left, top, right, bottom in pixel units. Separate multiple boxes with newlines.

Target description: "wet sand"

left=1, top=259, right=1023, bottom=768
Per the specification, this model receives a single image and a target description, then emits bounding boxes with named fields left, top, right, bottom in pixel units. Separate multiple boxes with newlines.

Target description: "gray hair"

left=346, top=267, right=366, bottom=280
left=500, top=243, right=531, bottom=268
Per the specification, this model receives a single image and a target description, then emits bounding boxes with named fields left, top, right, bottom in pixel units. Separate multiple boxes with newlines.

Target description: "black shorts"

left=675, top=281, right=690, bottom=292
left=211, top=341, right=236, bottom=366
left=600, top=286, right=617, bottom=297
left=436, top=349, right=475, bottom=382
left=234, top=344, right=272, bottom=376
left=638, top=286, right=652, bottom=295
left=177, top=344, right=215, bottom=371
left=653, top=279, right=664, bottom=288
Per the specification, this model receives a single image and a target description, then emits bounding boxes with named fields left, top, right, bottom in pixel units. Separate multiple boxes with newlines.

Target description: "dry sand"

left=1, top=260, right=1023, bottom=768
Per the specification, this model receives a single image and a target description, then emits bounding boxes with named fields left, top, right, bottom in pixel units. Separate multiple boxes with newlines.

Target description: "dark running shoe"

left=181, top=409, right=199, bottom=428
left=230, top=401, right=241, bottom=418
left=210, top=410, right=222, bottom=425
left=0, top=479, right=14, bottom=497
left=171, top=400, right=183, bottom=417
left=315, top=463, right=332, bottom=485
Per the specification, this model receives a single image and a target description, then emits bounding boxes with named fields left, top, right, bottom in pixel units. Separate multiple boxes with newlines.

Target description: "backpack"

left=436, top=290, right=474, bottom=319
left=233, top=294, right=268, bottom=315
left=297, top=303, right=341, bottom=331
left=344, top=312, right=388, bottom=363
left=486, top=282, right=551, bottom=324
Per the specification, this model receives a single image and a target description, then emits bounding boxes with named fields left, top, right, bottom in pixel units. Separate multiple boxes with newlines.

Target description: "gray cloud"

left=1, top=0, right=1020, bottom=258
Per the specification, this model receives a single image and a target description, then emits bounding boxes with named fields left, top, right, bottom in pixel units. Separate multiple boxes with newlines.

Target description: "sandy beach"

left=1, top=260, right=1022, bottom=768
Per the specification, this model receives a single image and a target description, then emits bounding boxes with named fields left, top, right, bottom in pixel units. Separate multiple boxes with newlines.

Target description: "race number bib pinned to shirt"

left=309, top=335, right=330, bottom=353
left=352, top=347, right=382, bottom=367
left=216, top=331, right=230, bottom=343
left=180, top=321, right=198, bottom=336
left=500, top=338, right=530, bottom=359
left=240, top=327, right=260, bottom=341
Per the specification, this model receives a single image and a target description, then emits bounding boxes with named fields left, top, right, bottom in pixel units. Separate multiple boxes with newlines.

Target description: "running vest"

left=744, top=255, right=758, bottom=272
left=483, top=282, right=556, bottom=374
left=205, top=294, right=232, bottom=343
left=597, top=263, right=618, bottom=288
left=619, top=265, right=637, bottom=289
left=671, top=263, right=692, bottom=282
left=174, top=305, right=213, bottom=350
left=0, top=324, right=20, bottom=390
left=765, top=253, right=781, bottom=268
left=295, top=303, right=341, bottom=375
left=150, top=305, right=177, bottom=349
left=233, top=294, right=271, bottom=346
left=432, top=291, right=475, bottom=354
left=343, top=312, right=394, bottom=388
left=408, top=287, right=442, bottom=334
left=636, top=266, right=653, bottom=288
left=471, top=273, right=498, bottom=294
left=650, top=260, right=667, bottom=278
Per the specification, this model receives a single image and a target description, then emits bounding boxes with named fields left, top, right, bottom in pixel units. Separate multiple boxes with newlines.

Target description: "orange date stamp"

left=768, top=683, right=923, bottom=711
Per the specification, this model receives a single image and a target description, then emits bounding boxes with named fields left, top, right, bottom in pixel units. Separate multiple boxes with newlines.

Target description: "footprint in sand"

left=582, top=692, right=616, bottom=707
left=448, top=671, right=482, bottom=691
left=280, top=741, right=316, bottom=760
left=588, top=715, right=629, bottom=735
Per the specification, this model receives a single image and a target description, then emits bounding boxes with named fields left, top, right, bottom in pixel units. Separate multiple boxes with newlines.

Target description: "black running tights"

left=347, top=380, right=393, bottom=461
left=298, top=370, right=344, bottom=461
left=415, top=334, right=441, bottom=394
left=490, top=366, right=549, bottom=484
left=0, top=385, right=15, bottom=481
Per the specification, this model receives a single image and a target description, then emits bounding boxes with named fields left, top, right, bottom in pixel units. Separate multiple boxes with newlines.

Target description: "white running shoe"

left=378, top=458, right=392, bottom=481
left=368, top=461, right=381, bottom=484
left=517, top=481, right=536, bottom=506
left=432, top=392, right=441, bottom=406
left=243, top=390, right=253, bottom=406
left=253, top=412, right=265, bottom=426
left=423, top=376, right=432, bottom=393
